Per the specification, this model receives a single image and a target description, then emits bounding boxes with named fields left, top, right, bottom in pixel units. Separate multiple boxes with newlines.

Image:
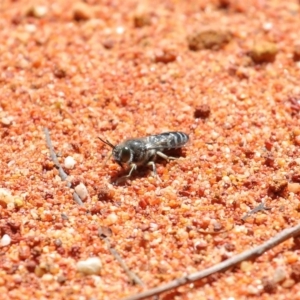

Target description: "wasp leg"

left=147, top=161, right=162, bottom=182
left=156, top=151, right=176, bottom=161
left=116, top=164, right=137, bottom=183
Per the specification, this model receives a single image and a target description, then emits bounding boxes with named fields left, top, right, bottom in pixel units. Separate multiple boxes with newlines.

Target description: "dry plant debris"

left=1, top=0, right=300, bottom=299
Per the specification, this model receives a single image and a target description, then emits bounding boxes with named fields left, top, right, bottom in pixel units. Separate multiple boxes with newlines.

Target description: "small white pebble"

left=263, top=22, right=273, bottom=31
left=0, top=188, right=14, bottom=207
left=149, top=223, right=159, bottom=232
left=1, top=234, right=11, bottom=247
left=76, top=257, right=102, bottom=275
left=30, top=5, right=48, bottom=18
left=222, top=176, right=231, bottom=184
left=1, top=116, right=13, bottom=126
left=25, top=24, right=37, bottom=32
left=106, top=213, right=118, bottom=225
left=64, top=156, right=76, bottom=169
left=41, top=274, right=54, bottom=282
left=273, top=267, right=287, bottom=283
left=75, top=183, right=88, bottom=200
left=116, top=26, right=125, bottom=34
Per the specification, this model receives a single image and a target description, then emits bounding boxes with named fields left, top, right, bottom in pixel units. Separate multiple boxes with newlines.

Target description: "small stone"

left=41, top=274, right=54, bottom=282
left=154, top=49, right=177, bottom=64
left=249, top=41, right=278, bottom=64
left=97, top=186, right=114, bottom=202
left=102, top=39, right=114, bottom=50
left=194, top=104, right=211, bottom=119
left=57, top=275, right=67, bottom=283
left=188, top=29, right=232, bottom=51
left=40, top=210, right=53, bottom=222
left=133, top=12, right=151, bottom=28
left=0, top=188, right=14, bottom=208
left=240, top=261, right=253, bottom=272
left=25, top=260, right=37, bottom=273
left=14, top=197, right=24, bottom=208
left=106, top=213, right=118, bottom=225
left=26, top=5, right=48, bottom=18
left=273, top=267, right=287, bottom=283
left=291, top=263, right=300, bottom=281
left=53, top=67, right=67, bottom=79
left=0, top=234, right=11, bottom=247
left=1, top=116, right=13, bottom=126
left=35, top=265, right=46, bottom=277
left=18, top=245, right=31, bottom=260
left=246, top=285, right=260, bottom=295
left=282, top=278, right=295, bottom=288
left=76, top=257, right=102, bottom=275
left=293, top=44, right=300, bottom=62
left=194, top=239, right=208, bottom=251
left=261, top=277, right=277, bottom=293
left=73, top=3, right=94, bottom=21
left=64, top=156, right=76, bottom=169
left=74, top=183, right=88, bottom=201
left=288, top=183, right=300, bottom=194
left=268, top=178, right=288, bottom=197
left=294, top=135, right=300, bottom=146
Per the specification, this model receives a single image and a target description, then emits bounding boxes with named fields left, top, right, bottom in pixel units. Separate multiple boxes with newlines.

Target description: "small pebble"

left=73, top=2, right=94, bottom=21
left=273, top=267, right=287, bottom=283
left=1, top=116, right=13, bottom=126
left=75, top=183, right=88, bottom=201
left=0, top=188, right=14, bottom=208
left=18, top=245, right=31, bottom=260
left=64, top=156, right=76, bottom=169
left=188, top=29, right=232, bottom=51
left=26, top=5, right=48, bottom=18
left=133, top=12, right=151, bottom=28
left=194, top=104, right=211, bottom=119
left=293, top=44, right=300, bottom=62
left=281, top=278, right=295, bottom=288
left=14, top=196, right=24, bottom=208
left=76, top=257, right=102, bottom=275
left=154, top=49, right=177, bottom=64
left=106, top=213, right=118, bottom=225
left=0, top=234, right=11, bottom=247
left=288, top=183, right=300, bottom=194
left=249, top=41, right=278, bottom=64
left=41, top=274, right=54, bottom=282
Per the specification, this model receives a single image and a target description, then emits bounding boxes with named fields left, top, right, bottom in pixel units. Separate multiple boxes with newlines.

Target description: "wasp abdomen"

left=148, top=132, right=189, bottom=149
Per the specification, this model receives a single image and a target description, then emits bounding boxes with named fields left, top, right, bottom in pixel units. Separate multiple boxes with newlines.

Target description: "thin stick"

left=121, top=223, right=300, bottom=300
left=43, top=128, right=83, bottom=206
left=242, top=201, right=271, bottom=221
left=98, top=228, right=145, bottom=287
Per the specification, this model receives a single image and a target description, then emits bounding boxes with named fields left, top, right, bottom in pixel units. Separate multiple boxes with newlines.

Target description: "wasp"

left=99, top=132, right=189, bottom=182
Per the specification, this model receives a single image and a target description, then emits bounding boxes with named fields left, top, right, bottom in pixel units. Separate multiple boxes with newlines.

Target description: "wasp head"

left=113, top=144, right=133, bottom=166
left=98, top=137, right=133, bottom=168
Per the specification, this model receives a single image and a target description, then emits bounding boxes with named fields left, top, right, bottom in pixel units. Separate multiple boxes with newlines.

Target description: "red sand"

left=1, top=0, right=300, bottom=299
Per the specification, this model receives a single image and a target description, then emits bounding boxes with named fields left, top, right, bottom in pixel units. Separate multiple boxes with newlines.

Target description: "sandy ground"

left=1, top=0, right=300, bottom=299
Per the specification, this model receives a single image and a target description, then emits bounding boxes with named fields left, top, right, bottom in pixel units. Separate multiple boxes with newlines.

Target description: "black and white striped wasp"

left=99, top=131, right=189, bottom=182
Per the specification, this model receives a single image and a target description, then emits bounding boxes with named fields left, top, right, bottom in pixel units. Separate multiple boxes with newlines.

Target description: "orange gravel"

left=1, top=0, right=300, bottom=299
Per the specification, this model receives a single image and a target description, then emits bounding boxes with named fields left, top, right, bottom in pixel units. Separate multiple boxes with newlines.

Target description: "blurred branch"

left=98, top=227, right=145, bottom=287
left=43, top=127, right=83, bottom=206
left=122, top=223, right=300, bottom=300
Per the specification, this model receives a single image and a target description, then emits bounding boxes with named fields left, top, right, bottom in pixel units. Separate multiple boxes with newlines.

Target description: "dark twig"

left=242, top=201, right=271, bottom=221
left=98, top=228, right=145, bottom=287
left=43, top=127, right=83, bottom=206
left=44, top=128, right=146, bottom=291
left=121, top=223, right=300, bottom=300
